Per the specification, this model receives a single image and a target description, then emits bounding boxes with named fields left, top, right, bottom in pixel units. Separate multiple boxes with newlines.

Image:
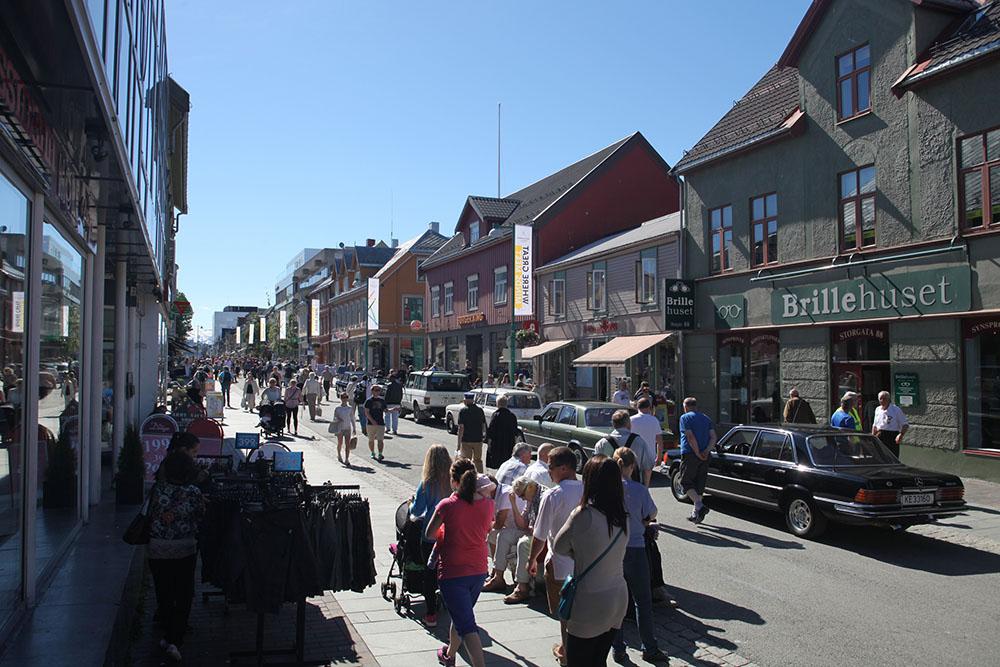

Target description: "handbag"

left=558, top=526, right=624, bottom=621
left=122, top=485, right=156, bottom=546
left=349, top=435, right=358, bottom=450
left=316, top=405, right=323, bottom=417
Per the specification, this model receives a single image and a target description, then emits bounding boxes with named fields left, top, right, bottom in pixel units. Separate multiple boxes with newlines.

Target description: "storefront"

left=571, top=333, right=679, bottom=404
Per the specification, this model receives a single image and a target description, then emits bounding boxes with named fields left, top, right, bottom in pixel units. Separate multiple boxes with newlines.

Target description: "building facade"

left=676, top=0, right=1000, bottom=480
left=274, top=248, right=340, bottom=362
left=212, top=305, right=259, bottom=342
left=0, top=0, right=188, bottom=640
left=421, top=132, right=680, bottom=380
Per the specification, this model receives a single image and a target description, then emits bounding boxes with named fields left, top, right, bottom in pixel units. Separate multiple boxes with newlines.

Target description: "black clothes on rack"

left=303, top=486, right=376, bottom=594
left=241, top=508, right=322, bottom=613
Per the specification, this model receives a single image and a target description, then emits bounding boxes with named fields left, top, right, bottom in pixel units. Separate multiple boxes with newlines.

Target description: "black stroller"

left=381, top=500, right=433, bottom=615
left=258, top=400, right=286, bottom=438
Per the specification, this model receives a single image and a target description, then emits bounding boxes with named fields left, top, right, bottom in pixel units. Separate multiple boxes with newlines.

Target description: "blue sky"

left=168, top=0, right=809, bottom=336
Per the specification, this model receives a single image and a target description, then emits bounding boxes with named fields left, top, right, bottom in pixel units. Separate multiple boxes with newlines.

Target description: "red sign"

left=188, top=418, right=224, bottom=457
left=584, top=319, right=619, bottom=334
left=172, top=299, right=192, bottom=315
left=0, top=43, right=58, bottom=174
left=140, top=414, right=179, bottom=483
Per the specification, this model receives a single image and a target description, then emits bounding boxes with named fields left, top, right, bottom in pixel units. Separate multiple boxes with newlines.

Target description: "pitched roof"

left=373, top=229, right=448, bottom=281
left=895, top=0, right=1000, bottom=89
left=674, top=66, right=803, bottom=174
left=355, top=244, right=396, bottom=267
left=467, top=196, right=521, bottom=222
left=536, top=212, right=681, bottom=273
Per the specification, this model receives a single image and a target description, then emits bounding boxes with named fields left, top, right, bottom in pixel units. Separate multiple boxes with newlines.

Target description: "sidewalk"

left=284, top=398, right=761, bottom=667
left=910, top=477, right=1000, bottom=554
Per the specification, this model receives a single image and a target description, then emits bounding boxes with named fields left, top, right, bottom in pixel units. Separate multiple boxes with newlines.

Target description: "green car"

left=518, top=401, right=641, bottom=472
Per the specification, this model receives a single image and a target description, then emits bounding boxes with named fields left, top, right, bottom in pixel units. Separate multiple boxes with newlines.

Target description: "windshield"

left=584, top=407, right=616, bottom=428
left=807, top=434, right=898, bottom=466
left=429, top=375, right=470, bottom=392
left=506, top=394, right=541, bottom=410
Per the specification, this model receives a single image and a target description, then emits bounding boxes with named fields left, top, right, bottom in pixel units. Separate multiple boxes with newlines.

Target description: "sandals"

left=503, top=588, right=532, bottom=605
left=437, top=646, right=455, bottom=666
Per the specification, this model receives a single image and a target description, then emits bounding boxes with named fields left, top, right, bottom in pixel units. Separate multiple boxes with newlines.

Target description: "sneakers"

left=423, top=613, right=437, bottom=628
left=378, top=453, right=384, bottom=462
left=688, top=505, right=710, bottom=524
left=436, top=645, right=454, bottom=666
left=370, top=452, right=377, bottom=460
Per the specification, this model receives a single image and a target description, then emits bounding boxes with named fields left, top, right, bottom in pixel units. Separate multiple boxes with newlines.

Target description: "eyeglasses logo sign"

left=713, top=295, right=746, bottom=328
left=717, top=304, right=742, bottom=318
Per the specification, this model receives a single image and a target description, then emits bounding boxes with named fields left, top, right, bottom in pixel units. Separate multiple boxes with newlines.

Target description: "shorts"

left=438, top=573, right=487, bottom=636
left=680, top=453, right=709, bottom=495
left=544, top=560, right=561, bottom=616
left=367, top=425, right=386, bottom=441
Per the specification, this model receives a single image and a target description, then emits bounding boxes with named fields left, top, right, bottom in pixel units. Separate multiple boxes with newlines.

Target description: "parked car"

left=518, top=401, right=670, bottom=472
left=444, top=388, right=543, bottom=434
left=400, top=370, right=470, bottom=422
left=667, top=424, right=966, bottom=538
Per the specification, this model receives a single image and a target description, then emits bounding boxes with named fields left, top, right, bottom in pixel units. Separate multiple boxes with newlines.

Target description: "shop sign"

left=584, top=319, right=619, bottom=334
left=663, top=279, right=696, bottom=330
left=772, top=267, right=970, bottom=324
left=834, top=325, right=886, bottom=343
left=963, top=318, right=1000, bottom=338
left=140, top=414, right=178, bottom=482
left=713, top=295, right=746, bottom=329
left=894, top=372, right=919, bottom=408
left=205, top=392, right=225, bottom=420
left=11, top=291, right=24, bottom=333
left=280, top=310, right=287, bottom=339
left=457, top=312, right=486, bottom=326
left=188, top=418, right=224, bottom=456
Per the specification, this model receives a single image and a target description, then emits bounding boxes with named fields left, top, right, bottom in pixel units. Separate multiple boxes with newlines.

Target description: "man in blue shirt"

left=678, top=397, right=716, bottom=524
left=830, top=395, right=857, bottom=430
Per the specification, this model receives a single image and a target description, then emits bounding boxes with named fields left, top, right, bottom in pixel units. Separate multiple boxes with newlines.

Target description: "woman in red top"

left=424, top=458, right=494, bottom=667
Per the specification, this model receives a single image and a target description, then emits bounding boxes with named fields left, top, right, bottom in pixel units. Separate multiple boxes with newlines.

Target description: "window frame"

left=750, top=193, right=779, bottom=267
left=402, top=294, right=424, bottom=322
left=549, top=272, right=566, bottom=317
left=709, top=204, right=734, bottom=274
left=443, top=281, right=454, bottom=315
left=586, top=262, right=607, bottom=312
left=493, top=265, right=508, bottom=305
left=466, top=274, right=479, bottom=311
left=835, top=43, right=872, bottom=122
left=838, top=165, right=877, bottom=252
left=430, top=285, right=441, bottom=317
left=469, top=221, right=480, bottom=245
left=959, top=126, right=1000, bottom=231
left=635, top=247, right=658, bottom=305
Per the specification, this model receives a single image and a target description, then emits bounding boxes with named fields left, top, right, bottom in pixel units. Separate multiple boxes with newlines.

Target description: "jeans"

left=386, top=405, right=400, bottom=432
left=357, top=404, right=367, bottom=432
left=221, top=383, right=232, bottom=405
left=287, top=405, right=299, bottom=432
left=305, top=394, right=317, bottom=419
left=566, top=628, right=616, bottom=667
left=149, top=555, right=197, bottom=646
left=613, top=547, right=658, bottom=654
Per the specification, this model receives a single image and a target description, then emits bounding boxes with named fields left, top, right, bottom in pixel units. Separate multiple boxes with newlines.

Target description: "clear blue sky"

left=168, top=0, right=809, bottom=337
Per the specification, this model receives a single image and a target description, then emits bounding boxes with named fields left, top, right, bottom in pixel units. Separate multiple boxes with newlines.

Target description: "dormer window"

left=836, top=44, right=870, bottom=121
left=469, top=221, right=480, bottom=245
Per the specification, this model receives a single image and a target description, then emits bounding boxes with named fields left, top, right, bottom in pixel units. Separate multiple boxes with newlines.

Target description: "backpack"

left=354, top=382, right=367, bottom=405
left=606, top=433, right=642, bottom=483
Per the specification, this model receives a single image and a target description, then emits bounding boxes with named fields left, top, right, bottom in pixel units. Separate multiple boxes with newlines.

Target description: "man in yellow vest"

left=844, top=391, right=863, bottom=432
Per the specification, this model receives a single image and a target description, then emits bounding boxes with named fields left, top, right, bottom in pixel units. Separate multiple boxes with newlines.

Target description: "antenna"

left=390, top=189, right=394, bottom=239
left=497, top=102, right=501, bottom=198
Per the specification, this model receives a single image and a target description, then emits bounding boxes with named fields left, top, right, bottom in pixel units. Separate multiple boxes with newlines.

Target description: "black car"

left=668, top=424, right=966, bottom=538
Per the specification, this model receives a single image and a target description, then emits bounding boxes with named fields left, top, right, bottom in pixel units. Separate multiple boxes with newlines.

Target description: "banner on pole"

left=280, top=310, right=287, bottom=339
left=367, top=279, right=379, bottom=331
left=311, top=298, right=321, bottom=337
left=259, top=316, right=266, bottom=342
left=248, top=317, right=255, bottom=343
left=61, top=305, right=69, bottom=337
left=236, top=325, right=241, bottom=345
left=513, top=224, right=533, bottom=316
left=12, top=291, right=24, bottom=333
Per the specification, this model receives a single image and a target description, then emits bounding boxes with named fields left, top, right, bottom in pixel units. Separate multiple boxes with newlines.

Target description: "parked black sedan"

left=668, top=424, right=966, bottom=538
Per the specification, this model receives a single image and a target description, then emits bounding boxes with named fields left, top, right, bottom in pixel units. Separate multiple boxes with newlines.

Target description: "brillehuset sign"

left=772, top=267, right=970, bottom=324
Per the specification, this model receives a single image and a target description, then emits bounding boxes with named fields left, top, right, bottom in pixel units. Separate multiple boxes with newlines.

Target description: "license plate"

left=900, top=493, right=934, bottom=506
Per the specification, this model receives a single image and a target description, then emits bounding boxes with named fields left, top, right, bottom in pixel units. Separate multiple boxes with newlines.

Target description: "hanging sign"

left=312, top=298, right=322, bottom=336
left=61, top=305, right=69, bottom=337
left=140, top=414, right=178, bottom=482
left=259, top=316, right=266, bottom=342
left=248, top=318, right=255, bottom=344
left=664, top=279, right=696, bottom=330
left=513, top=225, right=532, bottom=316
left=367, top=279, right=380, bottom=331
left=236, top=325, right=241, bottom=345
left=713, top=294, right=746, bottom=329
left=12, top=291, right=24, bottom=333
left=280, top=310, right=287, bottom=339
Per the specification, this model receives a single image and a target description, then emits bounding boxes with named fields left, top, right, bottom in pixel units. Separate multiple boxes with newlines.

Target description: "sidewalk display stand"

left=188, top=418, right=224, bottom=456
left=171, top=401, right=205, bottom=433
left=139, top=414, right=178, bottom=483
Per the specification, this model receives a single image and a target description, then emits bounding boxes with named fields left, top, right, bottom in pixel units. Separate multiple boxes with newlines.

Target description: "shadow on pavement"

left=697, top=524, right=804, bottom=550
left=667, top=586, right=766, bottom=626
left=656, top=523, right=750, bottom=550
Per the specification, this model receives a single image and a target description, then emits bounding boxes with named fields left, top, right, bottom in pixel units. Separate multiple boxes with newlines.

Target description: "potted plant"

left=43, top=427, right=77, bottom=509
left=115, top=424, right=145, bottom=505
left=515, top=329, right=540, bottom=348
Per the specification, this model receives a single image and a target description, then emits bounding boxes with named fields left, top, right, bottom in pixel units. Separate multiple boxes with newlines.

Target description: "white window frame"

left=444, top=281, right=454, bottom=315
left=550, top=274, right=566, bottom=317
left=431, top=285, right=440, bottom=317
left=587, top=265, right=607, bottom=312
left=469, top=221, right=480, bottom=245
left=494, top=266, right=508, bottom=305
left=636, top=247, right=658, bottom=305
left=467, top=274, right=479, bottom=311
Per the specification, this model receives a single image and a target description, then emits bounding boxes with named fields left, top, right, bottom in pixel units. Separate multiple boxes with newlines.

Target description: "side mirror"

left=534, top=414, right=543, bottom=422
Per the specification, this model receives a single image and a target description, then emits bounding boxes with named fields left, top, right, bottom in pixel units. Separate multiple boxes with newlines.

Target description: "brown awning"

left=572, top=333, right=675, bottom=366
left=520, top=339, right=574, bottom=360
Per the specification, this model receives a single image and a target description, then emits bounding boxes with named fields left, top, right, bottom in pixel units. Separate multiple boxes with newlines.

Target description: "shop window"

left=443, top=282, right=453, bottom=315
left=446, top=336, right=460, bottom=371
left=749, top=334, right=781, bottom=423
left=718, top=332, right=781, bottom=425
left=964, top=318, right=1000, bottom=451
left=831, top=326, right=889, bottom=362
left=718, top=335, right=747, bottom=424
left=836, top=43, right=871, bottom=121
left=709, top=205, right=733, bottom=273
left=467, top=274, right=479, bottom=311
left=430, top=286, right=440, bottom=317
left=494, top=266, right=507, bottom=305
left=635, top=247, right=657, bottom=305
left=959, top=128, right=1000, bottom=230
left=839, top=166, right=876, bottom=251
left=587, top=262, right=607, bottom=312
left=549, top=273, right=566, bottom=317
left=750, top=193, right=778, bottom=266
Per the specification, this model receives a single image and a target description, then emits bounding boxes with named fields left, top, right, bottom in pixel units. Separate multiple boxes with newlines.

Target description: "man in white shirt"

left=629, top=398, right=664, bottom=485
left=524, top=443, right=554, bottom=488
left=496, top=443, right=532, bottom=486
left=527, top=446, right=582, bottom=664
left=872, top=390, right=909, bottom=459
left=612, top=380, right=631, bottom=406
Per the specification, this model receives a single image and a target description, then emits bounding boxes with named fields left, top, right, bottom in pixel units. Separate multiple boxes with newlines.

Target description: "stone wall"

left=780, top=327, right=831, bottom=423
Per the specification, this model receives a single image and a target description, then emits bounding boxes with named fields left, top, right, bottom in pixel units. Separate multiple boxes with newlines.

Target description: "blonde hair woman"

left=409, top=444, right=452, bottom=628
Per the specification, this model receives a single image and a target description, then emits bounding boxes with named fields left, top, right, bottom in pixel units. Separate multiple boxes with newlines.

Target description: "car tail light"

left=854, top=489, right=898, bottom=504
left=938, top=487, right=964, bottom=502
left=424, top=397, right=431, bottom=404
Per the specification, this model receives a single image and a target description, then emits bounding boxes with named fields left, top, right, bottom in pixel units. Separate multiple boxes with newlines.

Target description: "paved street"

left=272, top=391, right=1000, bottom=667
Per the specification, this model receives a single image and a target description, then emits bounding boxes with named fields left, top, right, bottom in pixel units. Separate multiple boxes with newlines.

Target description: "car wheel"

left=569, top=444, right=587, bottom=474
left=413, top=401, right=425, bottom=423
left=446, top=414, right=456, bottom=435
left=670, top=464, right=691, bottom=503
left=784, top=495, right=827, bottom=539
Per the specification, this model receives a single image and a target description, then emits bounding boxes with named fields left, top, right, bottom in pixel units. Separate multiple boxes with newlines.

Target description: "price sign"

left=235, top=432, right=260, bottom=450
left=140, top=414, right=178, bottom=482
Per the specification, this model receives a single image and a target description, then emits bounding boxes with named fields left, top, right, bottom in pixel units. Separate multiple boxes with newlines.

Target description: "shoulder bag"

left=122, top=484, right=157, bottom=546
left=558, top=525, right=624, bottom=621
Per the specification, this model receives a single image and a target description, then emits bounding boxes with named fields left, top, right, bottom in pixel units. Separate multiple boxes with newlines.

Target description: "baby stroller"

left=258, top=401, right=286, bottom=438
left=381, top=500, right=431, bottom=615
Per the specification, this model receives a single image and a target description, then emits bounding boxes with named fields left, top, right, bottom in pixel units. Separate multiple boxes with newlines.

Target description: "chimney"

left=428, top=221, right=440, bottom=234
left=366, top=238, right=376, bottom=247
left=391, top=238, right=399, bottom=248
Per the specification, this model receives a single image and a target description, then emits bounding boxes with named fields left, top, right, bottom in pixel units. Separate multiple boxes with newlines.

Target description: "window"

left=836, top=43, right=871, bottom=121
left=494, top=266, right=508, bottom=305
left=540, top=406, right=560, bottom=422
left=556, top=405, right=577, bottom=425
left=430, top=286, right=440, bottom=317
left=587, top=262, right=607, bottom=311
left=485, top=392, right=498, bottom=407
left=466, top=274, right=479, bottom=311
left=959, top=128, right=1000, bottom=230
left=443, top=282, right=454, bottom=314
left=549, top=272, right=566, bottom=317
left=721, top=429, right=757, bottom=456
left=403, top=295, right=423, bottom=321
left=840, top=166, right=876, bottom=251
left=635, top=247, right=657, bottom=304
left=751, top=193, right=778, bottom=266
left=469, top=221, right=480, bottom=244
left=753, top=432, right=793, bottom=462
left=709, top=205, right=733, bottom=273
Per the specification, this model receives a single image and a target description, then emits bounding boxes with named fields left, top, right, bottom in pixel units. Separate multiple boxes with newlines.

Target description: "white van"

left=400, top=371, right=471, bottom=422
left=445, top=388, right=543, bottom=434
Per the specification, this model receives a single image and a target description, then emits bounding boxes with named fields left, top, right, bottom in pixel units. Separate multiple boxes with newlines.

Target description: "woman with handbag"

left=244, top=374, right=258, bottom=413
left=148, top=433, right=206, bottom=663
left=553, top=456, right=628, bottom=667
left=330, top=392, right=357, bottom=465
